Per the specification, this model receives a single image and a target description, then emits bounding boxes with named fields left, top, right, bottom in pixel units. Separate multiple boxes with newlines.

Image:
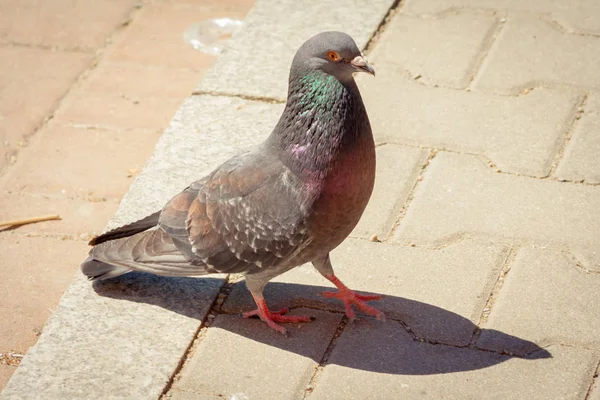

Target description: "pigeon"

left=82, top=31, right=382, bottom=335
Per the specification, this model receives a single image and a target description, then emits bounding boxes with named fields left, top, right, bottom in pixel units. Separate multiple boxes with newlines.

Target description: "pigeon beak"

left=350, top=55, right=375, bottom=76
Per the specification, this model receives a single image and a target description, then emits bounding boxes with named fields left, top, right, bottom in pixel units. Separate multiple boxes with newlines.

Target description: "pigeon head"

left=270, top=31, right=374, bottom=178
left=291, top=31, right=375, bottom=82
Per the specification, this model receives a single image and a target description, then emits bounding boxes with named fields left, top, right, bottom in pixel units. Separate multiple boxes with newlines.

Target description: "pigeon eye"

left=327, top=51, right=340, bottom=61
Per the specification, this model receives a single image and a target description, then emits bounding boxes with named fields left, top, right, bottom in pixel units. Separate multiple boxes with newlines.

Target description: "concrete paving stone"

left=107, top=1, right=253, bottom=69
left=393, top=152, right=600, bottom=271
left=352, top=144, right=428, bottom=240
left=402, top=0, right=600, bottom=35
left=556, top=93, right=600, bottom=184
left=359, top=64, right=582, bottom=177
left=105, top=94, right=284, bottom=230
left=0, top=0, right=137, bottom=50
left=0, top=45, right=92, bottom=173
left=589, top=367, right=600, bottom=400
left=172, top=309, right=342, bottom=400
left=477, top=247, right=600, bottom=354
left=309, top=320, right=596, bottom=400
left=0, top=236, right=89, bottom=354
left=1, top=123, right=162, bottom=199
left=52, top=89, right=182, bottom=132
left=0, top=192, right=118, bottom=238
left=474, top=16, right=600, bottom=94
left=0, top=274, right=225, bottom=399
left=196, top=0, right=395, bottom=100
left=368, top=11, right=498, bottom=89
left=223, top=238, right=508, bottom=346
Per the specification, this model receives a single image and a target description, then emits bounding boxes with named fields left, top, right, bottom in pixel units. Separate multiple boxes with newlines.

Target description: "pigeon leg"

left=313, top=255, right=384, bottom=321
left=242, top=292, right=313, bottom=335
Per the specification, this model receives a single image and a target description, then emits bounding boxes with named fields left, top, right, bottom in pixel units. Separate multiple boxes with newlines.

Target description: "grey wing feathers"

left=82, top=148, right=311, bottom=280
left=160, top=150, right=311, bottom=274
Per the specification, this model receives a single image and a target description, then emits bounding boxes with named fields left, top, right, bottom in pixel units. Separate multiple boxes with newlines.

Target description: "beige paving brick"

left=0, top=193, right=118, bottom=238
left=393, top=152, right=600, bottom=271
left=474, top=16, right=600, bottom=94
left=0, top=46, right=92, bottom=172
left=1, top=124, right=160, bottom=199
left=359, top=65, right=582, bottom=176
left=52, top=89, right=181, bottom=132
left=223, top=238, right=508, bottom=346
left=310, top=321, right=596, bottom=400
left=0, top=0, right=137, bottom=50
left=369, top=12, right=498, bottom=89
left=0, top=236, right=89, bottom=353
left=80, top=61, right=202, bottom=99
left=107, top=1, right=251, bottom=69
left=352, top=144, right=428, bottom=239
left=556, top=94, right=600, bottom=184
left=173, top=309, right=342, bottom=400
left=477, top=248, right=600, bottom=354
left=403, top=0, right=600, bottom=35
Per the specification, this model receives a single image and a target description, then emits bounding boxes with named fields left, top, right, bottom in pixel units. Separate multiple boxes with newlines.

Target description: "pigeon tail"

left=83, top=228, right=210, bottom=279
left=81, top=257, right=131, bottom=281
left=88, top=211, right=160, bottom=246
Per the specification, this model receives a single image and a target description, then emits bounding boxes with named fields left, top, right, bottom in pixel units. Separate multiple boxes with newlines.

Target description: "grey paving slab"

left=474, top=16, right=600, bottom=94
left=359, top=64, right=582, bottom=176
left=1, top=95, right=283, bottom=398
left=393, top=152, right=600, bottom=271
left=402, top=0, right=600, bottom=35
left=223, top=238, right=508, bottom=346
left=195, top=0, right=395, bottom=101
left=352, top=144, right=428, bottom=240
left=309, top=320, right=596, bottom=400
left=0, top=274, right=223, bottom=400
left=172, top=309, right=342, bottom=400
left=556, top=93, right=600, bottom=184
left=369, top=11, right=498, bottom=89
left=477, top=247, right=600, bottom=354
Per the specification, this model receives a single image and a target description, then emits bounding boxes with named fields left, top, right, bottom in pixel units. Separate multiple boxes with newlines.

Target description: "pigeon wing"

left=159, top=150, right=311, bottom=274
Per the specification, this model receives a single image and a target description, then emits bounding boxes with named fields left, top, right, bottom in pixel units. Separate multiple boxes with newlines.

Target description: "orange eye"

left=327, top=51, right=340, bottom=61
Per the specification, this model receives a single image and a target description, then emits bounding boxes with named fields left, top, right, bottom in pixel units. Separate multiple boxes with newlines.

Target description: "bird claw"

left=242, top=307, right=313, bottom=336
left=321, top=290, right=384, bottom=321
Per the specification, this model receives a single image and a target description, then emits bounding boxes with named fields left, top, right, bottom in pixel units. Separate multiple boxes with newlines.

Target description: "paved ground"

left=0, top=0, right=254, bottom=389
left=2, top=0, right=600, bottom=399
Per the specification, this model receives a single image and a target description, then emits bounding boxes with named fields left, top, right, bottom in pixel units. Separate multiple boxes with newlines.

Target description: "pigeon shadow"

left=93, top=273, right=552, bottom=376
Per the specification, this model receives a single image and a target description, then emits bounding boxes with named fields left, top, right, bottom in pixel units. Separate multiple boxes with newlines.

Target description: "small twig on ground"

left=0, top=214, right=61, bottom=228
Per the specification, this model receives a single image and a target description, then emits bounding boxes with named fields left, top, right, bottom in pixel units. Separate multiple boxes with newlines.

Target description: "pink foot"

left=243, top=301, right=313, bottom=335
left=321, top=275, right=384, bottom=321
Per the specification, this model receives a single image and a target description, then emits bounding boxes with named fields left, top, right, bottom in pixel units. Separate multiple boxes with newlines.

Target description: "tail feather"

left=81, top=257, right=131, bottom=281
left=82, top=228, right=209, bottom=280
left=89, top=211, right=161, bottom=246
